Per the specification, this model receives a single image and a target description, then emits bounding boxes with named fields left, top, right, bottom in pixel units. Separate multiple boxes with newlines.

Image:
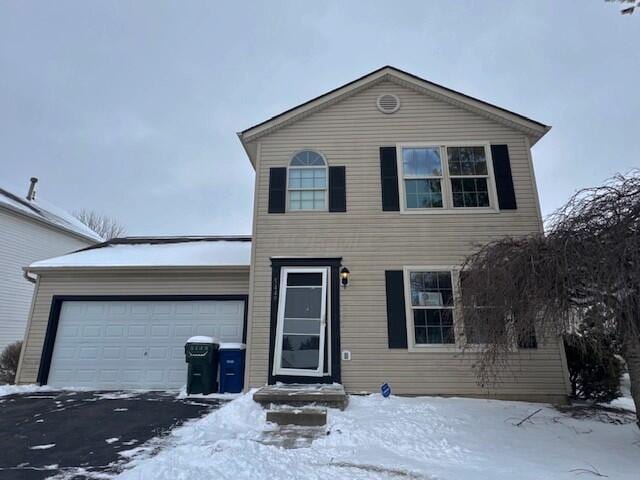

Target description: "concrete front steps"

left=266, top=407, right=327, bottom=426
left=253, top=384, right=348, bottom=427
left=253, top=383, right=348, bottom=410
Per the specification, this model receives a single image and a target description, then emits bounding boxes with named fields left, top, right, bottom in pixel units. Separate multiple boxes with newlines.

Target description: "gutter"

left=23, top=268, right=38, bottom=284
left=25, top=264, right=252, bottom=274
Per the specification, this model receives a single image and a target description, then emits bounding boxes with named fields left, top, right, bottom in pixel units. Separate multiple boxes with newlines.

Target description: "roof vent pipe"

left=27, top=177, right=38, bottom=201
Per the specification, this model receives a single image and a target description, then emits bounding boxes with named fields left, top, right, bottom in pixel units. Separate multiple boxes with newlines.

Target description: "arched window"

left=288, top=150, right=327, bottom=210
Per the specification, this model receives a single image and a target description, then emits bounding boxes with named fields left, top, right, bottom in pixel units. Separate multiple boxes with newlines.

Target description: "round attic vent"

left=376, top=94, right=400, bottom=114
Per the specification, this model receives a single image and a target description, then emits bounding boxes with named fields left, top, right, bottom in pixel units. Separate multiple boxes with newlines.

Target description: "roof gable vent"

left=376, top=94, right=400, bottom=114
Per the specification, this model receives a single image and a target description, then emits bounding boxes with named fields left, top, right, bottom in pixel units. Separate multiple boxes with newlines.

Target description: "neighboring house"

left=16, top=67, right=571, bottom=402
left=0, top=179, right=102, bottom=352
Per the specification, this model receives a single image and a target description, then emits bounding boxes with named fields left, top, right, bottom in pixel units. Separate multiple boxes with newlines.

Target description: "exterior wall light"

left=340, top=267, right=350, bottom=288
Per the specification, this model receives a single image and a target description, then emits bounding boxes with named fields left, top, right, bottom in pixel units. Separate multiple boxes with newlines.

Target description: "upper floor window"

left=401, top=147, right=444, bottom=209
left=448, top=146, right=490, bottom=208
left=288, top=150, right=327, bottom=211
left=397, top=143, right=497, bottom=212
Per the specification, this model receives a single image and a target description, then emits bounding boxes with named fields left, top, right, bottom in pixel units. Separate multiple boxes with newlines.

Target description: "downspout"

left=16, top=269, right=39, bottom=384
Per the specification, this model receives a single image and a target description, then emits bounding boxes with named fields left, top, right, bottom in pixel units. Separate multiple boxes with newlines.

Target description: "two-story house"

left=16, top=67, right=570, bottom=403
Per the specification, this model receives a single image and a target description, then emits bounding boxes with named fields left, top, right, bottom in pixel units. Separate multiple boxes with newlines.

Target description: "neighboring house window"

left=405, top=269, right=455, bottom=345
left=288, top=150, right=327, bottom=211
left=397, top=143, right=496, bottom=212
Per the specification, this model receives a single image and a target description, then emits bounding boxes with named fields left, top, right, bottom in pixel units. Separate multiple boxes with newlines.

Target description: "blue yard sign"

left=381, top=383, right=391, bottom=398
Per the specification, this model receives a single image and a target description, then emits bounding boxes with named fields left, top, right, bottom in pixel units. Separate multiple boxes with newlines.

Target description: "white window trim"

left=403, top=266, right=463, bottom=352
left=272, top=266, right=329, bottom=377
left=286, top=149, right=329, bottom=212
left=396, top=141, right=500, bottom=214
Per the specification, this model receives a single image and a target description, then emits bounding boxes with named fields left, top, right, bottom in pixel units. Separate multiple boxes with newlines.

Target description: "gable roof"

left=0, top=187, right=103, bottom=242
left=238, top=66, right=551, bottom=166
left=27, top=236, right=251, bottom=271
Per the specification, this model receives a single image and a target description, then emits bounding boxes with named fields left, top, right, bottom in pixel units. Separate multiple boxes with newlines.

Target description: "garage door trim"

left=37, top=294, right=248, bottom=385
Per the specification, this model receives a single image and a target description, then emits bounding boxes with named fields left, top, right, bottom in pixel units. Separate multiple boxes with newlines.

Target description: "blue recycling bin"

left=218, top=343, right=246, bottom=393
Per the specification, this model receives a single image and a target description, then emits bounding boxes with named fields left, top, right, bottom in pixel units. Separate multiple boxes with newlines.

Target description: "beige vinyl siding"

left=17, top=268, right=250, bottom=384
left=246, top=79, right=569, bottom=401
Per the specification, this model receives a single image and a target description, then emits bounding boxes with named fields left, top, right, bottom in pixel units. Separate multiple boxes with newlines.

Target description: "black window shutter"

left=380, top=147, right=400, bottom=211
left=385, top=270, right=408, bottom=348
left=268, top=167, right=287, bottom=214
left=328, top=166, right=346, bottom=212
left=491, top=144, right=517, bottom=210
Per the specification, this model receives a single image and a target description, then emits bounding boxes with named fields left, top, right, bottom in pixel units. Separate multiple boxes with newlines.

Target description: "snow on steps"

left=253, top=383, right=348, bottom=411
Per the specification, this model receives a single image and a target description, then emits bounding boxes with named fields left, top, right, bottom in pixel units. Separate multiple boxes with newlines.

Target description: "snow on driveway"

left=115, top=392, right=639, bottom=480
left=0, top=384, right=55, bottom=397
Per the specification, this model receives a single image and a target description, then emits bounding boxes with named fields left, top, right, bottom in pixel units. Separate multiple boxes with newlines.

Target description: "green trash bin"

left=185, top=336, right=219, bottom=395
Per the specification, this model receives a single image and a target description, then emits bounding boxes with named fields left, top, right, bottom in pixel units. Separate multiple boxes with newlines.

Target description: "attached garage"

left=16, top=237, right=252, bottom=390
left=45, top=298, right=246, bottom=389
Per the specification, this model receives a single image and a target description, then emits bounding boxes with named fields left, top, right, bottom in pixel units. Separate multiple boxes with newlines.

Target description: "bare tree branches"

left=605, top=0, right=639, bottom=15
left=74, top=209, right=126, bottom=240
left=460, top=171, right=640, bottom=423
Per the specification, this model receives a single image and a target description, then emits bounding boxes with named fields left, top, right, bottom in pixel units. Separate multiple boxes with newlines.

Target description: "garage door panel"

left=103, top=347, right=121, bottom=360
left=122, top=370, right=144, bottom=382
left=167, top=369, right=185, bottom=383
left=83, top=325, right=102, bottom=337
left=176, top=303, right=196, bottom=315
left=105, top=325, right=125, bottom=337
left=151, top=325, right=171, bottom=337
left=58, top=325, right=80, bottom=338
left=174, top=325, right=192, bottom=337
left=78, top=346, right=100, bottom=360
left=48, top=300, right=244, bottom=389
left=148, top=346, right=169, bottom=360
left=99, top=370, right=119, bottom=382
left=128, top=325, right=147, bottom=337
left=125, top=347, right=147, bottom=359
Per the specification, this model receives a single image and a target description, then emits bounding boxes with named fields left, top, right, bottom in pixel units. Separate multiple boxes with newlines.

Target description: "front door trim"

left=268, top=257, right=342, bottom=385
left=273, top=266, right=328, bottom=377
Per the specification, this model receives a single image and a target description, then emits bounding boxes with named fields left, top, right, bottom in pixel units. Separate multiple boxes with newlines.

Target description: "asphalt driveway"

left=0, top=390, right=224, bottom=480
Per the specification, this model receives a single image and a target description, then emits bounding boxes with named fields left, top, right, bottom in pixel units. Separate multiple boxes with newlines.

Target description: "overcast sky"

left=1, top=1, right=638, bottom=236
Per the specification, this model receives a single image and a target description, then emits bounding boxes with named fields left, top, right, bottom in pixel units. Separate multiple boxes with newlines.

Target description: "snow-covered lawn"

left=115, top=392, right=639, bottom=480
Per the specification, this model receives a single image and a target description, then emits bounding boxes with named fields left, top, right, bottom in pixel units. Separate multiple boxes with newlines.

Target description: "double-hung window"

left=448, top=146, right=491, bottom=208
left=398, top=143, right=496, bottom=212
left=288, top=150, right=327, bottom=211
left=405, top=269, right=456, bottom=346
left=401, top=147, right=444, bottom=209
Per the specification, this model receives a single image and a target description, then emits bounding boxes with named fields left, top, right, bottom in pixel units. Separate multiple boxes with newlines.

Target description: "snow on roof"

left=0, top=187, right=103, bottom=242
left=28, top=237, right=251, bottom=270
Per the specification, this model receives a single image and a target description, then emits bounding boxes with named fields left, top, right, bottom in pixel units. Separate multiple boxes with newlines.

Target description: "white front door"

left=47, top=299, right=244, bottom=389
left=273, top=267, right=328, bottom=377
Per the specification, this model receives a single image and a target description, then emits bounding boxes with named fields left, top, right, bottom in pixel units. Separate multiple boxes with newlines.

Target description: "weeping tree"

left=459, top=172, right=640, bottom=422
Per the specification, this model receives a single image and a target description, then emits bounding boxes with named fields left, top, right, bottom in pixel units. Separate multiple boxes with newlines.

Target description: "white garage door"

left=48, top=300, right=244, bottom=389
